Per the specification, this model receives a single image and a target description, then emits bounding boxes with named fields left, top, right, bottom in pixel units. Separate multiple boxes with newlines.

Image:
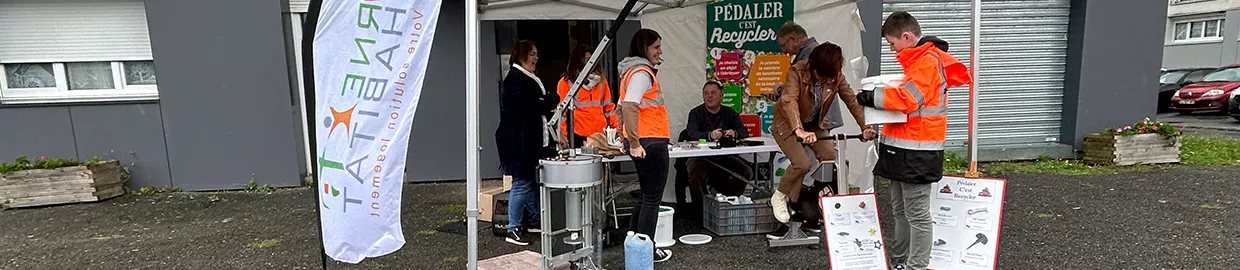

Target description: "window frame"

left=0, top=60, right=159, bottom=104
left=1171, top=16, right=1225, bottom=43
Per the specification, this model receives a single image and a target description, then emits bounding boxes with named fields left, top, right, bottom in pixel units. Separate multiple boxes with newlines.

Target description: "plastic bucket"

left=654, top=206, right=676, bottom=247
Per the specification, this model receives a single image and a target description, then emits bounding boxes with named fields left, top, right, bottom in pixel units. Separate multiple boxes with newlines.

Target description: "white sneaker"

left=771, top=191, right=790, bottom=223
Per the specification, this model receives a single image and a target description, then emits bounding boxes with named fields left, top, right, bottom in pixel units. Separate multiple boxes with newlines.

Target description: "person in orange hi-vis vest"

left=557, top=44, right=616, bottom=147
left=617, top=28, right=673, bottom=263
left=856, top=11, right=973, bottom=270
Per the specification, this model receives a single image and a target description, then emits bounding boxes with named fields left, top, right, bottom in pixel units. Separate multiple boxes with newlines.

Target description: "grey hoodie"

left=618, top=56, right=654, bottom=81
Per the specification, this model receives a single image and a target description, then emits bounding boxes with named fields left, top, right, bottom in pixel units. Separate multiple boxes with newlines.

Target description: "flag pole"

left=965, top=0, right=982, bottom=178
left=301, top=0, right=330, bottom=268
left=465, top=0, right=481, bottom=269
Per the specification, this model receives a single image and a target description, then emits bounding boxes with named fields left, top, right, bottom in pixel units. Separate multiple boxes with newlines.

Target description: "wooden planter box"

left=1084, top=133, right=1181, bottom=166
left=0, top=160, right=126, bottom=209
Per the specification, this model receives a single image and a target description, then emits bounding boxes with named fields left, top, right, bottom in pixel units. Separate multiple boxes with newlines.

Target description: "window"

left=1161, top=71, right=1189, bottom=84
left=0, top=0, right=157, bottom=104
left=1183, top=69, right=1212, bottom=83
left=1203, top=68, right=1240, bottom=82
left=1173, top=17, right=1225, bottom=42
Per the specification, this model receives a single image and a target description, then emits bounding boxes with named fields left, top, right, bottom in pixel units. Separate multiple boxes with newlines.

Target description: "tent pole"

left=301, top=0, right=328, bottom=268
left=965, top=0, right=981, bottom=178
left=465, top=0, right=482, bottom=269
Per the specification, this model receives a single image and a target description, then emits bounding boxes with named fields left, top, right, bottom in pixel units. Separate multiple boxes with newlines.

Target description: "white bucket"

left=654, top=206, right=676, bottom=247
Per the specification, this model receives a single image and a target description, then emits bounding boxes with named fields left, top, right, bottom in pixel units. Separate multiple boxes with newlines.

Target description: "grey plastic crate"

left=702, top=197, right=779, bottom=236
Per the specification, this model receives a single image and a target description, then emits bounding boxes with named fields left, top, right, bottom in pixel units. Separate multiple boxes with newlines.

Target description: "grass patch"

left=1033, top=212, right=1056, bottom=219
left=944, top=151, right=967, bottom=174
left=443, top=257, right=460, bottom=263
left=439, top=204, right=466, bottom=214
left=985, top=156, right=1109, bottom=176
left=246, top=239, right=280, bottom=249
left=1201, top=203, right=1226, bottom=210
left=132, top=186, right=182, bottom=196
left=1181, top=135, right=1240, bottom=166
left=416, top=230, right=437, bottom=236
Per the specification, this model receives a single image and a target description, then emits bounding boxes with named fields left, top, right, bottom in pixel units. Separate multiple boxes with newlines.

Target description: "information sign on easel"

left=820, top=194, right=889, bottom=270
left=927, top=176, right=1006, bottom=270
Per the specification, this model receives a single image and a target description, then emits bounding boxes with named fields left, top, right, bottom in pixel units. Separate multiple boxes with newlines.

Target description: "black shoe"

left=653, top=248, right=672, bottom=263
left=766, top=224, right=790, bottom=240
left=505, top=231, right=530, bottom=246
left=802, top=222, right=823, bottom=233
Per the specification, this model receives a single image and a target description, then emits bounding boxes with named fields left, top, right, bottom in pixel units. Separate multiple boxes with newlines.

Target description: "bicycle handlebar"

left=796, top=134, right=867, bottom=143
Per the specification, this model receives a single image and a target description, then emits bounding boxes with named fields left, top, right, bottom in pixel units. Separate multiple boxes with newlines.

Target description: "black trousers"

left=790, top=180, right=834, bottom=223
left=629, top=141, right=670, bottom=237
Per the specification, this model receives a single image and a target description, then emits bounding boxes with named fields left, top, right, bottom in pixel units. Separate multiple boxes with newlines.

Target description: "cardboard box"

left=502, top=175, right=512, bottom=192
left=479, top=186, right=509, bottom=222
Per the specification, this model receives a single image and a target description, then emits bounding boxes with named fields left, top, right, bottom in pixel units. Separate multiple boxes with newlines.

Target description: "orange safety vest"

left=875, top=42, right=972, bottom=151
left=617, top=65, right=669, bottom=139
left=557, top=77, right=617, bottom=138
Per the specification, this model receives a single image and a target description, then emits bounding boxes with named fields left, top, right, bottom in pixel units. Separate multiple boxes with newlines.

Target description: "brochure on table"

left=927, top=176, right=1007, bottom=270
left=820, top=194, right=889, bottom=270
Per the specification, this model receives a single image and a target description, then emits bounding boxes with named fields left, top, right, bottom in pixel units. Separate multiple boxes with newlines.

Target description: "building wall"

left=1062, top=0, right=1169, bottom=149
left=145, top=0, right=302, bottom=190
left=1163, top=0, right=1240, bottom=68
left=0, top=103, right=174, bottom=189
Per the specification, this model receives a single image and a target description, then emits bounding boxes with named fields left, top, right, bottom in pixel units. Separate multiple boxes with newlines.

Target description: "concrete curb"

left=1183, top=124, right=1240, bottom=132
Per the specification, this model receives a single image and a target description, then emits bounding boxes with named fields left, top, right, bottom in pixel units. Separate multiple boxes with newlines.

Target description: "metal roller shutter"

left=0, top=0, right=153, bottom=63
left=881, top=0, right=1070, bottom=146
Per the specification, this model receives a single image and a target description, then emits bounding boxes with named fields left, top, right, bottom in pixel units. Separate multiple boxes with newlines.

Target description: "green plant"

left=0, top=156, right=105, bottom=174
left=944, top=151, right=967, bottom=173
left=133, top=186, right=182, bottom=196
left=244, top=180, right=274, bottom=193
left=1101, top=117, right=1183, bottom=139
left=1180, top=135, right=1240, bottom=166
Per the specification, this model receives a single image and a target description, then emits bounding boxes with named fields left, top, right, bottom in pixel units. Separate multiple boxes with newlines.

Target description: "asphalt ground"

left=2, top=166, right=1238, bottom=270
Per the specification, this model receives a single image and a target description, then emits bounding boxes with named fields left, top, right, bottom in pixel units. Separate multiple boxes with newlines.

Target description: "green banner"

left=707, top=0, right=794, bottom=52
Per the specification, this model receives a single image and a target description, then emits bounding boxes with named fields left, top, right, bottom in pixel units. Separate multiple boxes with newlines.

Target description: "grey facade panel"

left=1164, top=43, right=1226, bottom=68
left=68, top=104, right=172, bottom=189
left=1061, top=0, right=1166, bottom=149
left=0, top=106, right=78, bottom=161
left=481, top=21, right=504, bottom=179
left=859, top=0, right=884, bottom=76
left=406, top=0, right=479, bottom=182
left=145, top=0, right=302, bottom=190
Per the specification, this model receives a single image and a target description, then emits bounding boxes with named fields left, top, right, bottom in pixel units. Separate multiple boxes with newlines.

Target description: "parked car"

left=1159, top=67, right=1216, bottom=112
left=1229, top=90, right=1240, bottom=121
left=1171, top=64, right=1240, bottom=114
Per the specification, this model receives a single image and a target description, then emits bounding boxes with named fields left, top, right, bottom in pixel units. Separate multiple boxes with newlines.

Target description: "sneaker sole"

left=653, top=251, right=672, bottom=263
left=505, top=238, right=530, bottom=246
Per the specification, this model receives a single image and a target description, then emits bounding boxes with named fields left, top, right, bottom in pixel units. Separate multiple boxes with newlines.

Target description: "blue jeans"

left=507, top=175, right=541, bottom=231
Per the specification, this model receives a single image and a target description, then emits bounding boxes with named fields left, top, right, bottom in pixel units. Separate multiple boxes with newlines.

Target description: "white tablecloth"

left=586, top=137, right=780, bottom=162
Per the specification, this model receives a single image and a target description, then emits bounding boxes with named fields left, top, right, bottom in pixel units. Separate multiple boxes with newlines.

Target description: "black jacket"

left=685, top=105, right=748, bottom=141
left=495, top=68, right=560, bottom=179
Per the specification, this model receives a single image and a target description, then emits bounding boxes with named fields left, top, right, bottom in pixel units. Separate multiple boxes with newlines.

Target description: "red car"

left=1172, top=64, right=1240, bottom=114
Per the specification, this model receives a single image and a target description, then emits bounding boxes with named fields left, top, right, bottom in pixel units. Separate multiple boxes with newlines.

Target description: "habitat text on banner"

left=312, top=0, right=441, bottom=264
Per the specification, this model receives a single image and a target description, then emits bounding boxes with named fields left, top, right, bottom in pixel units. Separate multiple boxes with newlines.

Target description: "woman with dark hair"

left=495, top=40, right=559, bottom=246
left=557, top=44, right=615, bottom=147
left=767, top=42, right=876, bottom=236
left=616, top=28, right=673, bottom=263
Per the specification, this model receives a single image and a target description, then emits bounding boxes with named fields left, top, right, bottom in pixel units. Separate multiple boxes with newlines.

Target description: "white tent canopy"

left=477, top=0, right=874, bottom=187
left=465, top=0, right=878, bottom=268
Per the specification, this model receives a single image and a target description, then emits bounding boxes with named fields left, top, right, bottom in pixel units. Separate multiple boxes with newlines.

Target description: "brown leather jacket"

left=770, top=61, right=867, bottom=139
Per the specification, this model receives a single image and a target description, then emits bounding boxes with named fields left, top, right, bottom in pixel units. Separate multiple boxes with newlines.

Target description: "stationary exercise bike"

left=767, top=133, right=865, bottom=251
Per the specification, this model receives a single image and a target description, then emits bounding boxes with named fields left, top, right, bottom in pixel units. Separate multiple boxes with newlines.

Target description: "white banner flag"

left=313, top=0, right=441, bottom=264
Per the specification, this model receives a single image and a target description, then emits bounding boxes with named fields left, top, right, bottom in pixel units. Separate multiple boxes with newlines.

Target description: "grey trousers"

left=886, top=178, right=933, bottom=270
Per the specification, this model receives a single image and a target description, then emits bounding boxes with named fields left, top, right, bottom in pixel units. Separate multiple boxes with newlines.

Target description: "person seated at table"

left=768, top=42, right=875, bottom=235
left=683, top=81, right=753, bottom=210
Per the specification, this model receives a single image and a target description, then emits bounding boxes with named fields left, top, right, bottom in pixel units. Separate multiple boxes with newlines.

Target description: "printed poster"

left=821, top=194, right=889, bottom=270
left=706, top=0, right=793, bottom=137
left=313, top=0, right=442, bottom=264
left=927, top=176, right=1007, bottom=270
